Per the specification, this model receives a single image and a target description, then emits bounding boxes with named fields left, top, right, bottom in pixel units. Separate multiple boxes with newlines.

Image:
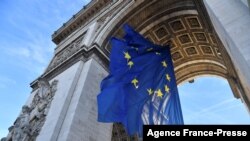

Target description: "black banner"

left=143, top=125, right=249, bottom=140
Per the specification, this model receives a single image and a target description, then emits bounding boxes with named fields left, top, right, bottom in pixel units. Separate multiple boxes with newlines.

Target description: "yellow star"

left=147, top=88, right=153, bottom=95
left=155, top=52, right=161, bottom=55
left=162, top=61, right=167, bottom=68
left=147, top=48, right=153, bottom=51
left=164, top=85, right=170, bottom=93
left=127, top=61, right=134, bottom=69
left=131, top=78, right=139, bottom=88
left=156, top=89, right=163, bottom=98
left=166, top=74, right=171, bottom=82
left=124, top=52, right=131, bottom=61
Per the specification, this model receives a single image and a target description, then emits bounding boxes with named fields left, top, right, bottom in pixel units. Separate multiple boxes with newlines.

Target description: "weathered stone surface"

left=56, top=59, right=112, bottom=141
left=204, top=0, right=250, bottom=109
left=4, top=79, right=58, bottom=141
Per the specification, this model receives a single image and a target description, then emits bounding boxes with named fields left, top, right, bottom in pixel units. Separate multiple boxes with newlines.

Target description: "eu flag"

left=97, top=24, right=184, bottom=136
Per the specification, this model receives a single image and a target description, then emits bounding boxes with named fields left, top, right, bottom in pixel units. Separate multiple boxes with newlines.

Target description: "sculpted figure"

left=12, top=106, right=31, bottom=141
left=36, top=78, right=51, bottom=117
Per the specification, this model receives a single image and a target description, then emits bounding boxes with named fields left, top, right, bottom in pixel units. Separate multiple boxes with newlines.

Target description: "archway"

left=92, top=0, right=248, bottom=140
left=95, top=0, right=241, bottom=98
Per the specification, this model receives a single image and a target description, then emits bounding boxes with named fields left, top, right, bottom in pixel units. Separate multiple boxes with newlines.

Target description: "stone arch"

left=93, top=0, right=248, bottom=140
left=95, top=0, right=242, bottom=98
left=3, top=1, right=250, bottom=141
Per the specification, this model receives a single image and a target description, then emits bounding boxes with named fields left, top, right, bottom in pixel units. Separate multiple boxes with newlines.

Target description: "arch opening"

left=179, top=76, right=250, bottom=124
left=101, top=0, right=250, bottom=140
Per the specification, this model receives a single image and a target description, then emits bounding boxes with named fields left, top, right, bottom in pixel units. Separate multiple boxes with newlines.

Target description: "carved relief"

left=47, top=34, right=85, bottom=71
left=154, top=26, right=168, bottom=40
left=200, top=45, right=214, bottom=55
left=169, top=19, right=185, bottom=32
left=164, top=39, right=176, bottom=49
left=186, top=16, right=202, bottom=29
left=3, top=79, right=58, bottom=141
left=172, top=51, right=183, bottom=61
left=193, top=32, right=207, bottom=42
left=209, top=34, right=217, bottom=45
left=178, top=34, right=192, bottom=44
left=12, top=106, right=31, bottom=141
left=185, top=47, right=198, bottom=56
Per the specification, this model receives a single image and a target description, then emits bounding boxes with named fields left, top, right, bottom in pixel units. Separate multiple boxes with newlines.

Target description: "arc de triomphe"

left=2, top=0, right=250, bottom=141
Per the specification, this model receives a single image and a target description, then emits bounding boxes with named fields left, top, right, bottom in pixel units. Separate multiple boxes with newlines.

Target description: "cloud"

left=182, top=96, right=248, bottom=124
left=0, top=0, right=91, bottom=76
left=179, top=77, right=250, bottom=124
left=191, top=98, right=235, bottom=115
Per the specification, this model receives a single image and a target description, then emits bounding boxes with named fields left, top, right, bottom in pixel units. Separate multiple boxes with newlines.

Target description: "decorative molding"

left=185, top=46, right=199, bottom=56
left=199, top=45, right=214, bottom=55
left=193, top=32, right=208, bottom=43
left=209, top=33, right=217, bottom=45
left=47, top=34, right=85, bottom=72
left=163, top=39, right=177, bottom=50
left=169, top=19, right=186, bottom=33
left=185, top=16, right=202, bottom=29
left=30, top=44, right=109, bottom=90
left=177, top=33, right=193, bottom=45
left=52, top=0, right=114, bottom=44
left=153, top=25, right=169, bottom=41
left=172, top=51, right=183, bottom=62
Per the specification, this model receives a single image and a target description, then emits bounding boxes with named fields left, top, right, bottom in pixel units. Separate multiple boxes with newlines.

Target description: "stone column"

left=36, top=59, right=112, bottom=141
left=204, top=0, right=250, bottom=111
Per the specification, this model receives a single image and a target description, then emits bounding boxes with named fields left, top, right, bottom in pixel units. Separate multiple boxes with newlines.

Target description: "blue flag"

left=97, top=24, right=184, bottom=136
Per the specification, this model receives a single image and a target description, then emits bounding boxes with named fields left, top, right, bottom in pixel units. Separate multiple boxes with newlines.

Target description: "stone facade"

left=2, top=0, right=250, bottom=141
left=3, top=79, right=58, bottom=141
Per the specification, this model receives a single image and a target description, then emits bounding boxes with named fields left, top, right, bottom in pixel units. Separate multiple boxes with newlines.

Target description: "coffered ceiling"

left=104, top=0, right=231, bottom=84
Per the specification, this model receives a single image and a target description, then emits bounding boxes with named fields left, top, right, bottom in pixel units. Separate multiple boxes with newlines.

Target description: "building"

left=2, top=0, right=250, bottom=140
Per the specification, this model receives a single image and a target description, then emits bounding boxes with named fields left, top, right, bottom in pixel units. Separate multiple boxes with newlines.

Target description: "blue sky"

left=0, top=0, right=249, bottom=139
left=179, top=77, right=250, bottom=124
left=0, top=0, right=91, bottom=138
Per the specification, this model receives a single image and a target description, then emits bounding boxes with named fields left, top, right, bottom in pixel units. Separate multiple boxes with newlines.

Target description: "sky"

left=0, top=0, right=91, bottom=138
left=179, top=77, right=250, bottom=124
left=0, top=0, right=249, bottom=139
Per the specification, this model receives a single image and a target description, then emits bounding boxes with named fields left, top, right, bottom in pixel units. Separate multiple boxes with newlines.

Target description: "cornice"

left=52, top=0, right=113, bottom=44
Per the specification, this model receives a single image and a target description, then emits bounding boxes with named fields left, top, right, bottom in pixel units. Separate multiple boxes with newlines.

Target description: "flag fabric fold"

left=97, top=24, right=184, bottom=136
